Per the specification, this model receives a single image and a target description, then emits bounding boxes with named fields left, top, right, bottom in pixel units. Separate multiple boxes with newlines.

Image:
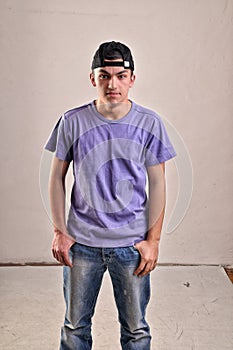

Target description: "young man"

left=45, top=41, right=176, bottom=350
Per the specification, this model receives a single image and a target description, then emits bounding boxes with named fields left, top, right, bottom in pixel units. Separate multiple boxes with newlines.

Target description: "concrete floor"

left=0, top=266, right=232, bottom=350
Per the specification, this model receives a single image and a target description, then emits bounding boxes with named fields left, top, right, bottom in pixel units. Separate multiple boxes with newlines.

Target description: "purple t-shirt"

left=45, top=101, right=176, bottom=247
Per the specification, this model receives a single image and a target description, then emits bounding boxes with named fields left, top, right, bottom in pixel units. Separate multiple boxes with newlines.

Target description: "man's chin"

left=105, top=99, right=122, bottom=107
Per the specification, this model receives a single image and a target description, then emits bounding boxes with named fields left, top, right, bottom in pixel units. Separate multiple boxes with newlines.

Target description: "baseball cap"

left=91, top=41, right=134, bottom=71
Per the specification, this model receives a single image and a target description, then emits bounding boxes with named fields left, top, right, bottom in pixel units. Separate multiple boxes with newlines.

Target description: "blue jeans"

left=60, top=243, right=151, bottom=350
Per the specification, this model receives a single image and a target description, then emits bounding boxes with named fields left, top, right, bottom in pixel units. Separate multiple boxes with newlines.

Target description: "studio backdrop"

left=0, top=0, right=232, bottom=265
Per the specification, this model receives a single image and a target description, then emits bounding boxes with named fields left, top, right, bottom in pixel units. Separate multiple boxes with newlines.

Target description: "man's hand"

left=134, top=240, right=159, bottom=277
left=52, top=230, right=75, bottom=267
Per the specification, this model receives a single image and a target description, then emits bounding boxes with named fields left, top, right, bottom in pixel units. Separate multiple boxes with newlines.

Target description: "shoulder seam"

left=64, top=103, right=90, bottom=120
left=134, top=104, right=161, bottom=121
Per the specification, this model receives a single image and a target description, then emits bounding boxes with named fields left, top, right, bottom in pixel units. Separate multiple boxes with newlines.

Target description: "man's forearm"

left=49, top=176, right=67, bottom=234
left=49, top=157, right=70, bottom=235
left=147, top=205, right=165, bottom=244
left=49, top=158, right=75, bottom=266
left=134, top=167, right=166, bottom=276
left=146, top=164, right=166, bottom=245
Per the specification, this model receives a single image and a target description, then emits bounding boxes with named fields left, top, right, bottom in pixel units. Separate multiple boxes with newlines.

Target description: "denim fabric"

left=60, top=243, right=151, bottom=350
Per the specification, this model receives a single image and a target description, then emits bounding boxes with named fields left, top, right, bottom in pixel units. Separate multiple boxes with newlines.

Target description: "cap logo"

left=124, top=61, right=130, bottom=67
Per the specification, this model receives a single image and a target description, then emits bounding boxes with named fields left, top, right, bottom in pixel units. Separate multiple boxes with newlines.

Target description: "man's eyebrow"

left=116, top=70, right=129, bottom=75
left=98, top=69, right=110, bottom=74
left=98, top=69, right=129, bottom=75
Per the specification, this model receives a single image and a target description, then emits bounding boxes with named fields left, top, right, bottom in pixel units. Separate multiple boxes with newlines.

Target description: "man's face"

left=90, top=60, right=135, bottom=105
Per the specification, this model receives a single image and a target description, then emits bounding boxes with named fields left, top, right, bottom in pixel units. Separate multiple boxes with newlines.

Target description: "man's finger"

left=134, top=260, right=146, bottom=276
left=52, top=249, right=59, bottom=262
left=135, top=259, right=157, bottom=277
left=138, top=263, right=153, bottom=277
left=62, top=251, right=73, bottom=267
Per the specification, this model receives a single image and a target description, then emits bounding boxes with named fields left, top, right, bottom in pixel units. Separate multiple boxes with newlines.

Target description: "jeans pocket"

left=129, top=245, right=140, bottom=256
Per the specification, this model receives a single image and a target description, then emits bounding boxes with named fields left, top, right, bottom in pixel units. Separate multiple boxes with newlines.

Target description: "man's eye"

left=99, top=74, right=109, bottom=79
left=118, top=75, right=127, bottom=79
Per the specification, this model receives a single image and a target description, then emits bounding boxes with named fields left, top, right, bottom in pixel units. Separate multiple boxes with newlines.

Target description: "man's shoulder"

left=132, top=102, right=161, bottom=122
left=63, top=102, right=92, bottom=120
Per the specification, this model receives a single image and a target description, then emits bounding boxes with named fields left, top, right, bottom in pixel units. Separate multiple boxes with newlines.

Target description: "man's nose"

left=108, top=76, right=117, bottom=89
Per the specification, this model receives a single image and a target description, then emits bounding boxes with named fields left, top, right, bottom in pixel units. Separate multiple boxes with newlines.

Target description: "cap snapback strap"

left=101, top=61, right=130, bottom=68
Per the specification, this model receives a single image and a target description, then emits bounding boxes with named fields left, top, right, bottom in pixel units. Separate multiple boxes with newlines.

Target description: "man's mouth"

left=106, top=92, right=120, bottom=96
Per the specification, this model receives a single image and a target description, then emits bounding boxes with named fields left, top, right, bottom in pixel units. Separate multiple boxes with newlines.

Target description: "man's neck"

left=95, top=100, right=132, bottom=120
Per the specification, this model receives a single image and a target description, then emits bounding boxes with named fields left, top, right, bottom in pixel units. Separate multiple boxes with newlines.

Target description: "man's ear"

left=130, top=74, right=136, bottom=88
left=90, top=72, right=96, bottom=87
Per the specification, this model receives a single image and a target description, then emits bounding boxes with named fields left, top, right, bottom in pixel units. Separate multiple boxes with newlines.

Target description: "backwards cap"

left=91, top=41, right=134, bottom=71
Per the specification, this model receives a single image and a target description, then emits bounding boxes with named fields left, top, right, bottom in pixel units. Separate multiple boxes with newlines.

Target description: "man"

left=45, top=41, right=176, bottom=349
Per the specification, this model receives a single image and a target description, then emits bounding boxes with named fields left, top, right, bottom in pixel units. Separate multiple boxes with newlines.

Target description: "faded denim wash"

left=60, top=243, right=151, bottom=350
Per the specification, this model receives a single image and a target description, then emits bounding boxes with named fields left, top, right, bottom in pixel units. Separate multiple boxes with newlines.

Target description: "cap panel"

left=91, top=41, right=134, bottom=71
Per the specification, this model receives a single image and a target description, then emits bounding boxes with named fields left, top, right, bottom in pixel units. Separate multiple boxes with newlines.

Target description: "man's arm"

left=134, top=162, right=166, bottom=277
left=49, top=156, right=75, bottom=267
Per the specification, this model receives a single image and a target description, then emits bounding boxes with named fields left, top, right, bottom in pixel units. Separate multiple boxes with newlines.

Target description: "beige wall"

left=0, top=0, right=232, bottom=264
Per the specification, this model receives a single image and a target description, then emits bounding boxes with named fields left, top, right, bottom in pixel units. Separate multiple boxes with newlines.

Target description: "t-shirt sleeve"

left=44, top=115, right=73, bottom=162
left=145, top=116, right=176, bottom=166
